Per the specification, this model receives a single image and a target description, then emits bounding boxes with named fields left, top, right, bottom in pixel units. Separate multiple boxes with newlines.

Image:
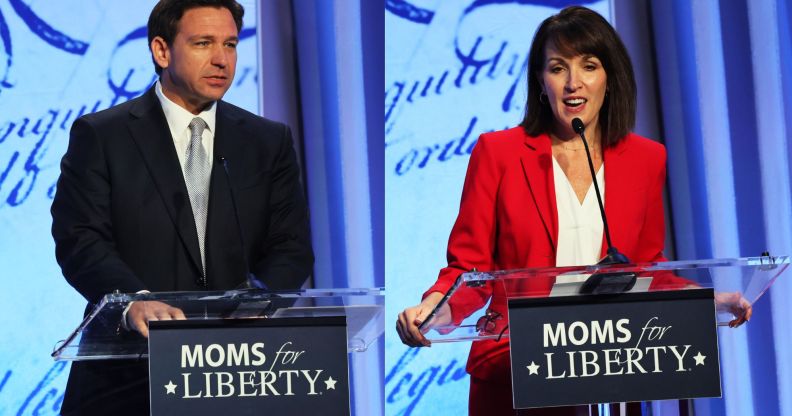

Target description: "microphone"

left=571, top=118, right=636, bottom=294
left=218, top=156, right=268, bottom=290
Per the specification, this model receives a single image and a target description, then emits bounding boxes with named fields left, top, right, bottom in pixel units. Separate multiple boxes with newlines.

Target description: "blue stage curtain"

left=258, top=1, right=384, bottom=415
left=650, top=1, right=792, bottom=415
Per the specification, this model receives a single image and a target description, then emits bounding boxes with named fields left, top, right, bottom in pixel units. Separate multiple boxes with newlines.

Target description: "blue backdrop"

left=0, top=1, right=258, bottom=414
left=386, top=1, right=792, bottom=415
left=0, top=1, right=384, bottom=415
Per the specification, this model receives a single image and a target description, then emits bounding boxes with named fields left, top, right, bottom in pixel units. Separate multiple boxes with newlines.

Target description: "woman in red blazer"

left=396, top=6, right=700, bottom=416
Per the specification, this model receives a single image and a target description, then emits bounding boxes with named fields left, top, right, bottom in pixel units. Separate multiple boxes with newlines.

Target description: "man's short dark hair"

left=148, top=0, right=245, bottom=75
left=521, top=6, right=636, bottom=148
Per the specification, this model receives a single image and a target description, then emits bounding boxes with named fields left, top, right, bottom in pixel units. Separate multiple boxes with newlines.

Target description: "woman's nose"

left=565, top=69, right=582, bottom=91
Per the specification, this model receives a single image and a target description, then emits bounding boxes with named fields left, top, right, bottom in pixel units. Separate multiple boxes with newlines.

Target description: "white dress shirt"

left=154, top=80, right=216, bottom=174
left=553, top=157, right=605, bottom=267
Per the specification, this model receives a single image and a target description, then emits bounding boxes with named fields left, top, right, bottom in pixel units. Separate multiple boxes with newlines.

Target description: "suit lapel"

left=520, top=133, right=558, bottom=252
left=127, top=88, right=203, bottom=273
left=601, top=140, right=630, bottom=258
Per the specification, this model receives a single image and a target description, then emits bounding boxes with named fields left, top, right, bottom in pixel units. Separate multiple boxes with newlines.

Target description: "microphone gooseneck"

left=570, top=118, right=634, bottom=294
left=573, top=118, right=615, bottom=256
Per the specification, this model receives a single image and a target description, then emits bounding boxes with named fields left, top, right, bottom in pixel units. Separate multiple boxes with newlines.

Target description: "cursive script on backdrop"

left=0, top=22, right=257, bottom=212
left=0, top=3, right=260, bottom=414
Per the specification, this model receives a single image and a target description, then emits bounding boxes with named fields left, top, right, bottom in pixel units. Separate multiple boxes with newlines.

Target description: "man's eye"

left=195, top=41, right=210, bottom=46
left=225, top=42, right=238, bottom=49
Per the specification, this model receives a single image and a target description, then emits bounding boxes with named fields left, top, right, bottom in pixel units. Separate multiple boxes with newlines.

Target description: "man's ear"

left=150, top=36, right=170, bottom=71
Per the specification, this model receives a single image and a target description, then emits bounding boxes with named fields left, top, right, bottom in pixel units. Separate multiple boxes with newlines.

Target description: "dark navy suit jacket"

left=51, top=87, right=313, bottom=414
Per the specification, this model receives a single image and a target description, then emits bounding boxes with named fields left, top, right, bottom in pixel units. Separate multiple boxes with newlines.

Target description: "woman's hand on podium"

left=396, top=292, right=452, bottom=347
left=714, top=291, right=753, bottom=328
left=126, top=301, right=187, bottom=338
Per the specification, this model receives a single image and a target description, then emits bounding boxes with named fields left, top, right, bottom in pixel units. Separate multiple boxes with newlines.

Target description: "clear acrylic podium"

left=51, top=287, right=384, bottom=361
left=420, top=256, right=788, bottom=342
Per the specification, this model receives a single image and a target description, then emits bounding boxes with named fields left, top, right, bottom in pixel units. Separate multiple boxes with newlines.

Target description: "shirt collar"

left=155, top=80, right=217, bottom=138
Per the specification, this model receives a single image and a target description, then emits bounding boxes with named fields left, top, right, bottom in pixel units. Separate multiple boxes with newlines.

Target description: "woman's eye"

left=584, top=60, right=602, bottom=70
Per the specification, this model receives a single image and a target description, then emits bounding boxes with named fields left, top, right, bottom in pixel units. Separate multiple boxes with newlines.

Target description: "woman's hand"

left=396, top=292, right=451, bottom=347
left=715, top=291, right=753, bottom=328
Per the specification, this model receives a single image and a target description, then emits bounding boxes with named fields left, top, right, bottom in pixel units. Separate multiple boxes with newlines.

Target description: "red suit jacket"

left=424, top=127, right=687, bottom=379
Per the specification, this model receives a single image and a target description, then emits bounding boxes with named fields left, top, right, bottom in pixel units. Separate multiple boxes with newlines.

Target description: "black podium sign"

left=148, top=316, right=350, bottom=416
left=508, top=289, right=721, bottom=409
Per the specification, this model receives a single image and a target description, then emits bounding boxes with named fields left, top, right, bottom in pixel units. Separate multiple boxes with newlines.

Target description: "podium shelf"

left=421, top=256, right=788, bottom=342
left=52, top=287, right=384, bottom=360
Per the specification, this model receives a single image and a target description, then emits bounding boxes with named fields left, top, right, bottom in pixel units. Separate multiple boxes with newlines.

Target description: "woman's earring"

left=539, top=91, right=548, bottom=104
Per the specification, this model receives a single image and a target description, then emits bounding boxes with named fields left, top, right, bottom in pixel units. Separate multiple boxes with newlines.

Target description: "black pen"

left=418, top=274, right=464, bottom=331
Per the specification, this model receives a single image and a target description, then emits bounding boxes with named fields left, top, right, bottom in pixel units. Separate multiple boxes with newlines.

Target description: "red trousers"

left=468, top=352, right=643, bottom=416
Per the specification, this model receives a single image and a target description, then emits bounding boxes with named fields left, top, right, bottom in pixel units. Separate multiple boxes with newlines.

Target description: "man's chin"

left=192, top=92, right=226, bottom=108
left=201, top=88, right=229, bottom=103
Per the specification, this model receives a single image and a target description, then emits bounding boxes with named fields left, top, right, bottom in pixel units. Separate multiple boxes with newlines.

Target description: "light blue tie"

left=186, top=117, right=210, bottom=275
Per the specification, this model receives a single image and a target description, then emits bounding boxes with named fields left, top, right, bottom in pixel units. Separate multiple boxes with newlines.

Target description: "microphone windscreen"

left=572, top=118, right=585, bottom=134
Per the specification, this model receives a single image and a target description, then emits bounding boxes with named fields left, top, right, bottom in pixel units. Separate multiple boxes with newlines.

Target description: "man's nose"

left=211, top=45, right=229, bottom=68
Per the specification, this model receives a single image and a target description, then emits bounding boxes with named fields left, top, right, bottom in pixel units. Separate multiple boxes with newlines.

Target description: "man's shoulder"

left=78, top=92, right=152, bottom=128
left=217, top=100, right=287, bottom=134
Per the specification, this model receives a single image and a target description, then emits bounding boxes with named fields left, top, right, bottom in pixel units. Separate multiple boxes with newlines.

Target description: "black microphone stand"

left=571, top=118, right=637, bottom=294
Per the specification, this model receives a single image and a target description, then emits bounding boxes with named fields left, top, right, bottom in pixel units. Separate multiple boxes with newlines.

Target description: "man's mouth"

left=204, top=76, right=228, bottom=87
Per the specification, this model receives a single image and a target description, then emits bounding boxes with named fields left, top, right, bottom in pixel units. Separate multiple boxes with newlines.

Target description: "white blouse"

left=552, top=157, right=605, bottom=267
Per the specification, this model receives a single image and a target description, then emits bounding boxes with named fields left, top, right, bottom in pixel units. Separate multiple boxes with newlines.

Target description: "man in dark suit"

left=51, top=0, right=313, bottom=413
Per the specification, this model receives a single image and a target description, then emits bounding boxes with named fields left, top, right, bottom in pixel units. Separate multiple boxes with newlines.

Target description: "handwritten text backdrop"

left=0, top=1, right=258, bottom=414
left=385, top=1, right=609, bottom=414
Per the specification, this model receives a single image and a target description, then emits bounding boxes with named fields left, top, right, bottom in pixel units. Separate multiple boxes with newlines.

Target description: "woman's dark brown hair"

left=521, top=6, right=636, bottom=147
